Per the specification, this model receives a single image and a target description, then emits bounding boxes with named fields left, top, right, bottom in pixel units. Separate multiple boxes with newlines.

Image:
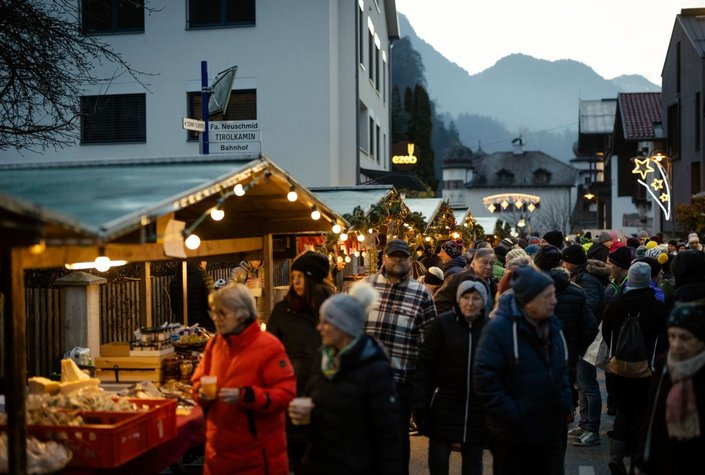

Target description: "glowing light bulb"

left=425, top=236, right=431, bottom=242
left=311, top=208, right=321, bottom=220
left=234, top=184, right=246, bottom=196
left=340, top=233, right=348, bottom=242
left=336, top=255, right=344, bottom=263
left=29, top=240, right=46, bottom=255
left=185, top=234, right=201, bottom=250
left=452, top=232, right=460, bottom=239
left=94, top=256, right=111, bottom=272
left=344, top=256, right=351, bottom=263
left=354, top=251, right=360, bottom=257
left=332, top=224, right=342, bottom=234
left=210, top=208, right=224, bottom=221
left=368, top=228, right=374, bottom=234
left=287, top=187, right=298, bottom=202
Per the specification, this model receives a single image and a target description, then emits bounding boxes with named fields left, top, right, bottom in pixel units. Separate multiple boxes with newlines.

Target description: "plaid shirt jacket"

left=365, top=270, right=437, bottom=383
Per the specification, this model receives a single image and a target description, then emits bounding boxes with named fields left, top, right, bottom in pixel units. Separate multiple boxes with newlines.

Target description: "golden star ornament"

left=651, top=178, right=664, bottom=191
left=632, top=157, right=655, bottom=180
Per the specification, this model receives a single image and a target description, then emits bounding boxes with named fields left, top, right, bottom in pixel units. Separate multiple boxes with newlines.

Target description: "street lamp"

left=583, top=192, right=602, bottom=229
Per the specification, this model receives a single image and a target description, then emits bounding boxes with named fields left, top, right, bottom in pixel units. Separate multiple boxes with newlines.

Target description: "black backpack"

left=606, top=312, right=656, bottom=378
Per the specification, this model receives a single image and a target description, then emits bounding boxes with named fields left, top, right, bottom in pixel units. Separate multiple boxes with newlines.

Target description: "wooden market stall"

left=0, top=155, right=347, bottom=473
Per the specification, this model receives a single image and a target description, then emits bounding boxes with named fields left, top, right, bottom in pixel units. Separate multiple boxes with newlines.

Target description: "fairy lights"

left=631, top=151, right=671, bottom=220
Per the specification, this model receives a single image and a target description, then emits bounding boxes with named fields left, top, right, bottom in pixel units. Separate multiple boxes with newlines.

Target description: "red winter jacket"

left=192, top=322, right=296, bottom=475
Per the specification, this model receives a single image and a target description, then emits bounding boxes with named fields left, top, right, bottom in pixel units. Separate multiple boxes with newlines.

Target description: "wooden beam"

left=138, top=262, right=152, bottom=328
left=181, top=261, right=188, bottom=326
left=262, top=234, right=274, bottom=320
left=17, top=236, right=263, bottom=270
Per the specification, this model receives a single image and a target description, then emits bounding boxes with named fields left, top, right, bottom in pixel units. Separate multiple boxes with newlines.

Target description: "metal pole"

left=201, top=61, right=209, bottom=155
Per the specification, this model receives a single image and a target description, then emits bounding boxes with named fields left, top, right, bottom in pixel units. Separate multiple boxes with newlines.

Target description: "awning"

left=454, top=208, right=471, bottom=226
left=473, top=217, right=499, bottom=234
left=404, top=198, right=445, bottom=225
left=359, top=168, right=427, bottom=191
left=310, top=185, right=396, bottom=216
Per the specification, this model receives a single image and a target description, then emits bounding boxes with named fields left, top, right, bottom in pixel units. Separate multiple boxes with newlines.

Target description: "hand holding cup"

left=288, top=397, right=314, bottom=425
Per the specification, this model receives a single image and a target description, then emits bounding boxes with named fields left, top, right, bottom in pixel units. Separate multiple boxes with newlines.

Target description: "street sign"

left=208, top=120, right=261, bottom=157
left=183, top=117, right=206, bottom=132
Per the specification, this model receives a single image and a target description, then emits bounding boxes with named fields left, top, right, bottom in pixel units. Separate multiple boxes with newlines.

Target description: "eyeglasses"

left=208, top=307, right=246, bottom=320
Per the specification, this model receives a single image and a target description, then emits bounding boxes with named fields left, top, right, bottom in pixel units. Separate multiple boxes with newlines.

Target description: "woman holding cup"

left=288, top=282, right=402, bottom=474
left=192, top=283, right=296, bottom=475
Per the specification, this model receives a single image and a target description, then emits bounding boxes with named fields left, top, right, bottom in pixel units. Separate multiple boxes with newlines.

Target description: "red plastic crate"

left=127, top=398, right=177, bottom=448
left=27, top=411, right=149, bottom=468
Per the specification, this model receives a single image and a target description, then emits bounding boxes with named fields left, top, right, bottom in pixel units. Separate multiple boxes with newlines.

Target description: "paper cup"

left=200, top=375, right=218, bottom=399
left=291, top=397, right=313, bottom=425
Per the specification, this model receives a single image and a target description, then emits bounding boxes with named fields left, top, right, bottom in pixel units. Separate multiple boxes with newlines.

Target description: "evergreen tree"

left=410, top=85, right=436, bottom=191
left=390, top=37, right=426, bottom=94
left=391, top=86, right=408, bottom=143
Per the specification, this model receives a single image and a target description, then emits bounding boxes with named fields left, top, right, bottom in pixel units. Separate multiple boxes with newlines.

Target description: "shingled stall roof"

left=618, top=92, right=662, bottom=141
left=466, top=150, right=579, bottom=188
left=403, top=198, right=446, bottom=226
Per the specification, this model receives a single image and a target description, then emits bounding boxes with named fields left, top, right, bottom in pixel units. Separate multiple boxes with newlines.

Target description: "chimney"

left=512, top=137, right=524, bottom=155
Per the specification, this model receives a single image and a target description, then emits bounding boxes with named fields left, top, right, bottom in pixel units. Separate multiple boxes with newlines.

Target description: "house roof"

left=579, top=99, right=617, bottom=135
left=0, top=156, right=348, bottom=244
left=618, top=93, right=662, bottom=141
left=385, top=0, right=400, bottom=39
left=310, top=185, right=396, bottom=217
left=403, top=198, right=445, bottom=225
left=676, top=9, right=705, bottom=58
left=466, top=150, right=578, bottom=188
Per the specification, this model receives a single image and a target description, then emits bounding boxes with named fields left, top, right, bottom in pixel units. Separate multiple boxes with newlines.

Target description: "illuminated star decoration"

left=632, top=152, right=671, bottom=221
left=632, top=157, right=654, bottom=180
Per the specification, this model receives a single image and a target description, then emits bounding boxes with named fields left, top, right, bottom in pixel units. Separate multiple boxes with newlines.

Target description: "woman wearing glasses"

left=192, top=283, right=296, bottom=475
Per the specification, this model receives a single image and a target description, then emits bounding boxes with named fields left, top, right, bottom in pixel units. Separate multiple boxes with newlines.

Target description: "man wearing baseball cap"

left=365, top=239, right=437, bottom=474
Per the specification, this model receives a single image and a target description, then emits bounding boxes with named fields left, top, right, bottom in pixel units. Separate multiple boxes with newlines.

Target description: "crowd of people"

left=190, top=228, right=705, bottom=475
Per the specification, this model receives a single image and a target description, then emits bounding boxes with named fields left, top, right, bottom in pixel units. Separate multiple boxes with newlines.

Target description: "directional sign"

left=182, top=117, right=206, bottom=132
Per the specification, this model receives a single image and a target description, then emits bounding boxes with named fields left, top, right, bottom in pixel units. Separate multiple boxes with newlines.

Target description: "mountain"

left=397, top=14, right=660, bottom=160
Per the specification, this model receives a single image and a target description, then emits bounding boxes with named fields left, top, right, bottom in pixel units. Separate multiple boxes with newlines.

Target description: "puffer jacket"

left=442, top=255, right=468, bottom=278
left=473, top=291, right=572, bottom=444
left=302, top=335, right=401, bottom=475
left=192, top=322, right=296, bottom=475
left=412, top=307, right=488, bottom=444
left=570, top=259, right=609, bottom=319
left=669, top=250, right=705, bottom=309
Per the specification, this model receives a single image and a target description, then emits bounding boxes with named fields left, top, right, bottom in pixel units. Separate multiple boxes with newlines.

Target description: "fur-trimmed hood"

left=586, top=259, right=610, bottom=285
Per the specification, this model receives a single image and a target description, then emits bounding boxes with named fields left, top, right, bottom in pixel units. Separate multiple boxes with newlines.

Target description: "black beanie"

left=291, top=251, right=330, bottom=283
left=668, top=301, right=705, bottom=342
left=511, top=266, right=554, bottom=306
left=561, top=244, right=587, bottom=265
left=534, top=245, right=562, bottom=271
left=542, top=230, right=565, bottom=249
left=608, top=246, right=633, bottom=270
left=493, top=246, right=508, bottom=264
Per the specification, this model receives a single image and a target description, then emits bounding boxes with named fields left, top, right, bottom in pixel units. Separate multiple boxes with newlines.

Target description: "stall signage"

left=391, top=142, right=418, bottom=170
left=208, top=120, right=262, bottom=156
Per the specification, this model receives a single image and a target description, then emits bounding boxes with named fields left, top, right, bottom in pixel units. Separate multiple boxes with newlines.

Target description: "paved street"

left=410, top=371, right=616, bottom=474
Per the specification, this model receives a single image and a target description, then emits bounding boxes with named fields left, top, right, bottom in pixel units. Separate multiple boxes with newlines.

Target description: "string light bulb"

left=344, top=255, right=351, bottom=263
left=287, top=185, right=298, bottom=202
left=185, top=233, right=201, bottom=250
left=310, top=205, right=321, bottom=220
left=357, top=234, right=365, bottom=242
left=234, top=183, right=246, bottom=196
left=332, top=224, right=342, bottom=234
left=340, top=233, right=348, bottom=242
left=210, top=207, right=225, bottom=221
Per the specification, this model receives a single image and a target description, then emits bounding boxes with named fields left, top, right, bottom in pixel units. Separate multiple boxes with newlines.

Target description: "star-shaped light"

left=660, top=193, right=669, bottom=203
left=632, top=157, right=655, bottom=180
left=651, top=178, right=664, bottom=191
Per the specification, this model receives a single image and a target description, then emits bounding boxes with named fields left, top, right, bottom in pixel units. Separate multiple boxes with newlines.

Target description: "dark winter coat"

left=434, top=270, right=498, bottom=315
left=412, top=307, right=488, bottom=444
left=569, top=259, right=609, bottom=320
left=586, top=242, right=609, bottom=262
left=442, top=255, right=468, bottom=278
left=169, top=265, right=215, bottom=331
left=420, top=253, right=442, bottom=271
left=473, top=292, right=572, bottom=444
left=636, top=356, right=705, bottom=475
left=602, top=287, right=668, bottom=381
left=302, top=335, right=401, bottom=475
left=267, top=294, right=321, bottom=396
left=548, top=268, right=598, bottom=366
left=669, top=249, right=705, bottom=309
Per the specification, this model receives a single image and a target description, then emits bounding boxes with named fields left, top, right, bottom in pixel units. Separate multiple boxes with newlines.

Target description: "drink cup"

left=200, top=375, right=218, bottom=399
left=291, top=397, right=313, bottom=425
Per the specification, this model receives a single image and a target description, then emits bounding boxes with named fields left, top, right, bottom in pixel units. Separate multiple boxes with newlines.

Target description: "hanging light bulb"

left=210, top=207, right=225, bottom=221
left=287, top=185, right=298, bottom=202
left=357, top=234, right=365, bottom=242
left=527, top=203, right=536, bottom=212
left=94, top=256, right=111, bottom=272
left=344, top=255, right=351, bottom=263
left=368, top=228, right=374, bottom=234
left=501, top=200, right=509, bottom=210
left=424, top=236, right=431, bottom=242
left=185, top=233, right=201, bottom=250
left=234, top=183, right=246, bottom=196
left=488, top=203, right=496, bottom=213
left=310, top=205, right=321, bottom=220
left=340, top=233, right=348, bottom=242
left=332, top=224, right=342, bottom=234
left=29, top=239, right=46, bottom=255
left=354, top=250, right=360, bottom=257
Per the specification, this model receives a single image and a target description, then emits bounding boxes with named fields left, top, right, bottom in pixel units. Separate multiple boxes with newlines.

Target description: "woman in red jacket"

left=192, top=283, right=296, bottom=475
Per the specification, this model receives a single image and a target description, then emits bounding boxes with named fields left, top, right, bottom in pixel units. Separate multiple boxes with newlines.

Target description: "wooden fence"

left=2, top=264, right=291, bottom=378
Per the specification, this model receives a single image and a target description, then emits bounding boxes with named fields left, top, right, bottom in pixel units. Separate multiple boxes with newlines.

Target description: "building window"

left=496, top=169, right=514, bottom=184
left=186, top=89, right=257, bottom=141
left=81, top=0, right=144, bottom=34
left=81, top=93, right=146, bottom=144
left=676, top=41, right=681, bottom=95
left=368, top=30, right=374, bottom=82
left=188, top=0, right=255, bottom=29
left=382, top=55, right=387, bottom=102
left=667, top=103, right=681, bottom=159
left=533, top=168, right=551, bottom=184
left=375, top=42, right=381, bottom=92
left=696, top=92, right=701, bottom=152
left=376, top=125, right=381, bottom=163
left=369, top=118, right=375, bottom=158
left=692, top=162, right=701, bottom=195
left=358, top=3, right=364, bottom=66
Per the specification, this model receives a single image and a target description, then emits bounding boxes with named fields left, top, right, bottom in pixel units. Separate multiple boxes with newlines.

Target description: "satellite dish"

left=208, top=66, right=238, bottom=116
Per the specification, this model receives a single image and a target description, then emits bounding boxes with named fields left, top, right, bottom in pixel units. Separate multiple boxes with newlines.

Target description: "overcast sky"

left=395, top=0, right=703, bottom=85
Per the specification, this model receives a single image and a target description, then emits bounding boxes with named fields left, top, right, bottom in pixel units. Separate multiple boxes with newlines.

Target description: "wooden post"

left=262, top=234, right=274, bottom=319
left=1, top=247, right=27, bottom=474
left=54, top=272, right=107, bottom=359
left=138, top=262, right=152, bottom=327
left=181, top=261, right=188, bottom=326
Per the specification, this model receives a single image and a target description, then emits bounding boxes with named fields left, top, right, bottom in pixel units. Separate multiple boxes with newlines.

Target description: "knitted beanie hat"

left=319, top=282, right=377, bottom=338
left=423, top=267, right=444, bottom=286
left=291, top=251, right=330, bottom=283
left=511, top=266, right=554, bottom=306
left=505, top=248, right=528, bottom=265
left=456, top=280, right=488, bottom=305
left=627, top=261, right=651, bottom=290
left=596, top=231, right=612, bottom=244
left=542, top=230, right=565, bottom=249
left=561, top=244, right=587, bottom=265
left=441, top=240, right=463, bottom=259
left=608, top=246, right=633, bottom=270
left=668, top=301, right=705, bottom=342
left=534, top=245, right=562, bottom=271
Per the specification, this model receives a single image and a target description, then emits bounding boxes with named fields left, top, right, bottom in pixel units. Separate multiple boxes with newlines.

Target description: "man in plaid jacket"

left=365, top=239, right=438, bottom=475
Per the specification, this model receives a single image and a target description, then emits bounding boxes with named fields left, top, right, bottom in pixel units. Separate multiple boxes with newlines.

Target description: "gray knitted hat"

left=456, top=280, right=488, bottom=305
left=627, top=261, right=651, bottom=290
left=319, top=282, right=377, bottom=338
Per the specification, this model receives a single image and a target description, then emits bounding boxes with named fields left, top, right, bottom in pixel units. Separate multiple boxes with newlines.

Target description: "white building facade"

left=1, top=1, right=398, bottom=187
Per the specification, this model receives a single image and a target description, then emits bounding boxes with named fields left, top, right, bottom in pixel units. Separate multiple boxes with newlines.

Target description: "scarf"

left=665, top=349, right=705, bottom=440
left=320, top=339, right=358, bottom=379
